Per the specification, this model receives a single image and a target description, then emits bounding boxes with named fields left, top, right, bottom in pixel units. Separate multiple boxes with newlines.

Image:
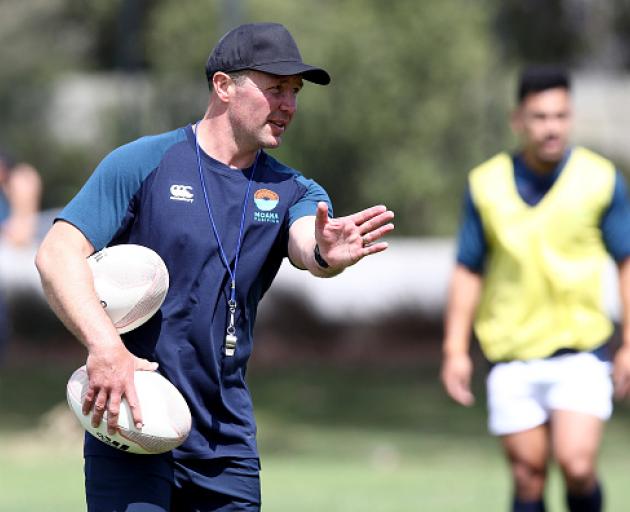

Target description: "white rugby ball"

left=66, top=365, right=192, bottom=455
left=87, top=244, right=169, bottom=334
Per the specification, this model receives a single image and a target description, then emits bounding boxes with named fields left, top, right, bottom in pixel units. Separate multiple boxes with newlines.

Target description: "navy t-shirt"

left=457, top=149, right=630, bottom=273
left=58, top=125, right=332, bottom=460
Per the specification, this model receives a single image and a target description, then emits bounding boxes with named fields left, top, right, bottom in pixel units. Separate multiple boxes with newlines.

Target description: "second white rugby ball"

left=87, top=244, right=169, bottom=334
left=66, top=365, right=192, bottom=455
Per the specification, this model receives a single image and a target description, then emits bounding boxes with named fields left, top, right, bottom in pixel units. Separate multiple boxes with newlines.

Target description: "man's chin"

left=538, top=145, right=567, bottom=165
left=260, top=137, right=283, bottom=149
left=540, top=152, right=565, bottom=165
left=538, top=144, right=567, bottom=162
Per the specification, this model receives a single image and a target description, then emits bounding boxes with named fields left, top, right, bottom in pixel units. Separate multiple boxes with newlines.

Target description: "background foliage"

left=4, top=2, right=630, bottom=510
left=3, top=0, right=629, bottom=233
left=2, top=0, right=503, bottom=234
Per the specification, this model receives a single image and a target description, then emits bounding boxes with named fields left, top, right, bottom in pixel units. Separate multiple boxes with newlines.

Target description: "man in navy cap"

left=36, top=22, right=394, bottom=511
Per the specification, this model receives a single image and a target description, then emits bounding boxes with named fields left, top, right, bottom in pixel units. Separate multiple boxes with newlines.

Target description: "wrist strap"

left=314, top=244, right=330, bottom=268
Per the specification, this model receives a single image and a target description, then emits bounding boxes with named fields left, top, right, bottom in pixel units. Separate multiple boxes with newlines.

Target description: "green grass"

left=2, top=364, right=630, bottom=511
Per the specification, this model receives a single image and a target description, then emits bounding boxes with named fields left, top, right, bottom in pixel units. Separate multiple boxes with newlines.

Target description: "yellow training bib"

left=469, top=147, right=615, bottom=361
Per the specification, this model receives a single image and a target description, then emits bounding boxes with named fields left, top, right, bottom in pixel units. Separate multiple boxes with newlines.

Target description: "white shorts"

left=486, top=351, right=613, bottom=436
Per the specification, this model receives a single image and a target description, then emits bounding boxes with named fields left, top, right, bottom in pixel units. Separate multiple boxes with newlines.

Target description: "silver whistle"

left=225, top=334, right=237, bottom=356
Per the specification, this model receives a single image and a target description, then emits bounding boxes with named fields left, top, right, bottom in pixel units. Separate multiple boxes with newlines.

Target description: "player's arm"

left=288, top=201, right=394, bottom=278
left=441, top=264, right=482, bottom=406
left=614, top=256, right=630, bottom=398
left=600, top=170, right=630, bottom=398
left=440, top=186, right=485, bottom=406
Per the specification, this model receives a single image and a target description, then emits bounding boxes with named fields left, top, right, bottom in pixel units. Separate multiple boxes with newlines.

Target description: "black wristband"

left=313, top=244, right=330, bottom=268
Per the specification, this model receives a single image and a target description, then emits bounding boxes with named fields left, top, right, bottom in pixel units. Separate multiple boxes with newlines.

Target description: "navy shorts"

left=85, top=448, right=261, bottom=512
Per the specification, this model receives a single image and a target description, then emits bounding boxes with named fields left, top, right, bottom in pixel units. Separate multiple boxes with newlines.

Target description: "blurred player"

left=36, top=22, right=394, bottom=511
left=0, top=150, right=42, bottom=362
left=0, top=159, right=42, bottom=247
left=440, top=65, right=630, bottom=512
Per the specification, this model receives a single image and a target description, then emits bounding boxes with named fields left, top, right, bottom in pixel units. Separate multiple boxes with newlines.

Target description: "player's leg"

left=487, top=361, right=551, bottom=511
left=172, top=457, right=261, bottom=511
left=501, top=426, right=549, bottom=511
left=547, top=351, right=612, bottom=512
left=551, top=410, right=604, bottom=512
left=84, top=451, right=174, bottom=512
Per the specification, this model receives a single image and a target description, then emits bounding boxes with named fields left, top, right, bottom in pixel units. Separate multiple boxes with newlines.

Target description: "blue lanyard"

left=194, top=122, right=259, bottom=355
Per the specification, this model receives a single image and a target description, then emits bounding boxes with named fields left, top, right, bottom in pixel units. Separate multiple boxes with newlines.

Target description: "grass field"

left=2, top=363, right=630, bottom=511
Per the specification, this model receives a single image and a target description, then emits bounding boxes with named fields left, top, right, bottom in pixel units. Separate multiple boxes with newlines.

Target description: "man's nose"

left=279, top=92, right=297, bottom=115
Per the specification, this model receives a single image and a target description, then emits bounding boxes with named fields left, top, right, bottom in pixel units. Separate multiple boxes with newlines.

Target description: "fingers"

left=441, top=372, right=475, bottom=406
left=84, top=380, right=139, bottom=433
left=85, top=387, right=106, bottom=423
left=355, top=208, right=394, bottom=255
left=86, top=383, right=123, bottom=433
left=448, top=382, right=475, bottom=407
left=360, top=223, right=395, bottom=249
left=361, top=241, right=389, bottom=257
left=125, top=383, right=144, bottom=430
left=106, top=393, right=122, bottom=435
left=348, top=204, right=388, bottom=226
left=129, top=358, right=159, bottom=429
left=358, top=209, right=395, bottom=236
left=315, top=202, right=329, bottom=235
left=83, top=358, right=159, bottom=433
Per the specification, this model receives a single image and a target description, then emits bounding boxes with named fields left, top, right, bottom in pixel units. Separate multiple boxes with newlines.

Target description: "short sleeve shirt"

left=456, top=150, right=630, bottom=272
left=58, top=125, right=332, bottom=460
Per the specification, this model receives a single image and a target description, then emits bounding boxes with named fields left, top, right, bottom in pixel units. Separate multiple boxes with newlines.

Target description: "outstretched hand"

left=315, top=202, right=395, bottom=271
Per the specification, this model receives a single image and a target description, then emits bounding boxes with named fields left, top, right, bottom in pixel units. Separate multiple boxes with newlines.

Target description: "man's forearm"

left=35, top=223, right=123, bottom=351
left=443, top=264, right=483, bottom=357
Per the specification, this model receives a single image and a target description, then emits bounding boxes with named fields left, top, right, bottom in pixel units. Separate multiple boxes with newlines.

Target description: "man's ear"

left=212, top=72, right=234, bottom=103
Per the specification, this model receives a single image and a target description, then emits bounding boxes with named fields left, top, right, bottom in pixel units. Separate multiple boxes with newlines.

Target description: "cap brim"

left=251, top=62, right=331, bottom=85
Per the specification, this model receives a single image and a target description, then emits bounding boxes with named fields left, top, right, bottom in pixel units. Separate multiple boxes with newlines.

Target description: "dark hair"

left=517, top=65, right=570, bottom=103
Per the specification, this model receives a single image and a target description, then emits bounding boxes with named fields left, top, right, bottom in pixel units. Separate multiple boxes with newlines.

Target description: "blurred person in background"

left=0, top=148, right=42, bottom=362
left=36, top=22, right=394, bottom=512
left=440, top=65, right=630, bottom=512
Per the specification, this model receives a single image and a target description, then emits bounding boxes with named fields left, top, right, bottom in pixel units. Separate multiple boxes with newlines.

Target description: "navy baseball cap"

left=205, top=22, right=331, bottom=86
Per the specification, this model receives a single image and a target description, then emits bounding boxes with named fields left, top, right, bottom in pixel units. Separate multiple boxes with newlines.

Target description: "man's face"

left=227, top=71, right=303, bottom=151
left=512, top=87, right=572, bottom=167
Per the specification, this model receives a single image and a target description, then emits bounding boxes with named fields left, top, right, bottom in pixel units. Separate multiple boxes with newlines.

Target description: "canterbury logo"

left=170, top=184, right=194, bottom=203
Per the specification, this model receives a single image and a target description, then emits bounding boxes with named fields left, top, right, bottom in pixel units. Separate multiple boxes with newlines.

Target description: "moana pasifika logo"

left=254, top=189, right=279, bottom=211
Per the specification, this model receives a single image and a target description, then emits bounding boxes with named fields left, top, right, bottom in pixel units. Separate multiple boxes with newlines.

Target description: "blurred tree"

left=64, top=0, right=159, bottom=71
left=494, top=0, right=585, bottom=65
left=146, top=0, right=509, bottom=235
left=4, top=0, right=630, bottom=231
left=0, top=0, right=95, bottom=209
left=493, top=0, right=630, bottom=72
left=0, top=0, right=160, bottom=209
